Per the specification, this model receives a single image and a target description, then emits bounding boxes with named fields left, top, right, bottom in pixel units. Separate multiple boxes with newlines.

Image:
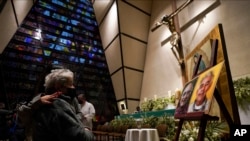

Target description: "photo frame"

left=175, top=61, right=224, bottom=118
left=120, top=103, right=126, bottom=110
left=174, top=77, right=198, bottom=118
left=187, top=61, right=224, bottom=114
left=186, top=39, right=214, bottom=80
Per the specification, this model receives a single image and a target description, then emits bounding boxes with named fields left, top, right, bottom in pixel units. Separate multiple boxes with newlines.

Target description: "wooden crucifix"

left=151, top=0, right=194, bottom=84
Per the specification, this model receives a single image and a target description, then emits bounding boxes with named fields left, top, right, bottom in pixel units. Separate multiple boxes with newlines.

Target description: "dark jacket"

left=33, top=95, right=94, bottom=141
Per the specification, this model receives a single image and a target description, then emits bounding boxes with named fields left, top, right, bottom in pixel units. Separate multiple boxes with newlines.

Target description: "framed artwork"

left=187, top=61, right=224, bottom=114
left=175, top=61, right=224, bottom=118
left=120, top=103, right=126, bottom=110
left=186, top=40, right=213, bottom=80
left=181, top=24, right=240, bottom=124
left=0, top=0, right=7, bottom=13
left=174, top=77, right=198, bottom=118
left=175, top=23, right=239, bottom=141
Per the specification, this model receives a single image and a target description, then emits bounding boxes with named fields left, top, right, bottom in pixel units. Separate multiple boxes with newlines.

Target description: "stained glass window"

left=0, top=0, right=118, bottom=121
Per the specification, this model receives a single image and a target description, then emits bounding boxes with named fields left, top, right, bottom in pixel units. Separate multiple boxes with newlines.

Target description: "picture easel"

left=174, top=39, right=220, bottom=141
left=174, top=88, right=234, bottom=141
left=174, top=24, right=240, bottom=141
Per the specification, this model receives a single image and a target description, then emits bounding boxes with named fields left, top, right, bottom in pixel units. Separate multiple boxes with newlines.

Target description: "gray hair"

left=44, top=69, right=74, bottom=94
left=201, top=71, right=214, bottom=83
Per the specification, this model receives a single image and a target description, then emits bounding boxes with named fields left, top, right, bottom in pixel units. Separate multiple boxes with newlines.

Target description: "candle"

left=175, top=99, right=179, bottom=106
left=144, top=97, right=147, bottom=102
left=175, top=88, right=181, bottom=99
left=168, top=90, right=171, bottom=98
left=154, top=94, right=157, bottom=100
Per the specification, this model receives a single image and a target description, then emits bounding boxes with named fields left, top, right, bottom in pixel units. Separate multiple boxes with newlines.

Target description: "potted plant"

left=156, top=114, right=176, bottom=141
left=121, top=117, right=137, bottom=128
left=110, top=118, right=123, bottom=132
left=140, top=115, right=159, bottom=128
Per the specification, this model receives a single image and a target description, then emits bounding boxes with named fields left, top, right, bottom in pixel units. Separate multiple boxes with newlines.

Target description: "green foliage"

left=141, top=115, right=159, bottom=128
left=110, top=118, right=122, bottom=128
left=158, top=114, right=176, bottom=141
left=233, top=76, right=250, bottom=111
left=179, top=120, right=229, bottom=141
left=110, top=116, right=137, bottom=130
left=141, top=99, right=155, bottom=112
left=121, top=116, right=137, bottom=127
left=141, top=96, right=175, bottom=112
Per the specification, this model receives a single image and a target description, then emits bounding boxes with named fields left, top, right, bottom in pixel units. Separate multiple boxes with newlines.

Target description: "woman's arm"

left=30, top=92, right=61, bottom=109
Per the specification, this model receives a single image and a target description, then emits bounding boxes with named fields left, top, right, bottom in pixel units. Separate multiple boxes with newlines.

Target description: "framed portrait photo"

left=186, top=61, right=224, bottom=115
left=174, top=77, right=198, bottom=118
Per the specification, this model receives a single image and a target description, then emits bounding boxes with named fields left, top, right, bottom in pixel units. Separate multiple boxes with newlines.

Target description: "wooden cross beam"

left=151, top=0, right=194, bottom=32
left=151, top=0, right=194, bottom=84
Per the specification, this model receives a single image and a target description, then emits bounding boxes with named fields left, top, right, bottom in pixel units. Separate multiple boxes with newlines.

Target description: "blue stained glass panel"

left=79, top=58, right=85, bottom=63
left=52, top=0, right=66, bottom=8
left=43, top=10, right=50, bottom=16
left=39, top=1, right=55, bottom=11
left=55, top=45, right=69, bottom=52
left=65, top=25, right=72, bottom=30
left=61, top=31, right=73, bottom=38
left=52, top=60, right=59, bottom=64
left=70, top=19, right=80, bottom=26
left=44, top=34, right=57, bottom=41
left=52, top=13, right=68, bottom=22
left=58, top=38, right=71, bottom=46
left=48, top=43, right=55, bottom=49
left=24, top=37, right=32, bottom=43
left=69, top=56, right=75, bottom=61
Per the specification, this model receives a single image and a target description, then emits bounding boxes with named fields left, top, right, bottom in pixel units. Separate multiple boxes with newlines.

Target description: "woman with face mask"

left=18, top=67, right=84, bottom=141
left=32, top=69, right=94, bottom=141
